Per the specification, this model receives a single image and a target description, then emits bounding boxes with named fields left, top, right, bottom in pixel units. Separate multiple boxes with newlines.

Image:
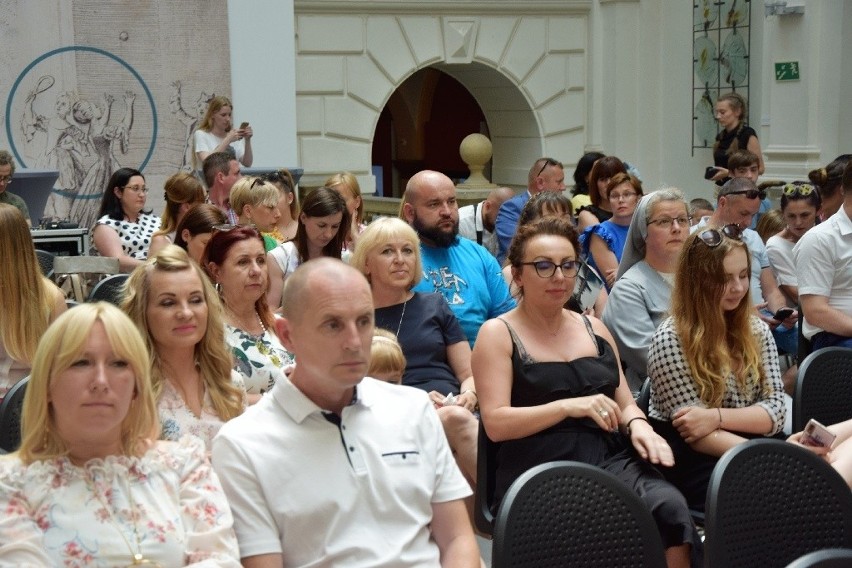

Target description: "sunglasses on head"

left=211, top=223, right=258, bottom=235
left=782, top=182, right=817, bottom=197
left=725, top=189, right=767, bottom=200
left=694, top=224, right=743, bottom=248
left=536, top=158, right=561, bottom=177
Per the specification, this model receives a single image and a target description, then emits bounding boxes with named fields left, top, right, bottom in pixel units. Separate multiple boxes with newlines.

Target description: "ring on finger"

left=597, top=408, right=609, bottom=418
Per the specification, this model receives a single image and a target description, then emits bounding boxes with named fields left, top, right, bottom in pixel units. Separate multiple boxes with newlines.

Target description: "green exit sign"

left=775, top=61, right=800, bottom=81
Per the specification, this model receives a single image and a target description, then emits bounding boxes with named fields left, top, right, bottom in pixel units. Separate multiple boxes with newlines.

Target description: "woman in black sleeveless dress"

left=472, top=217, right=697, bottom=568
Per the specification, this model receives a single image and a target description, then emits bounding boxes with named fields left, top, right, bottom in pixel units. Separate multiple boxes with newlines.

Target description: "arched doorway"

left=372, top=68, right=489, bottom=197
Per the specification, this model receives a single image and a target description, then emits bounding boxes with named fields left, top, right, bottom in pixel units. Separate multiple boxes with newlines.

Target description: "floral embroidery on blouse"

left=0, top=436, right=241, bottom=566
left=224, top=324, right=294, bottom=395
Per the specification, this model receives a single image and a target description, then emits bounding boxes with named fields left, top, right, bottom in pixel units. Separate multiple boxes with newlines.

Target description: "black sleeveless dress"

left=494, top=317, right=696, bottom=549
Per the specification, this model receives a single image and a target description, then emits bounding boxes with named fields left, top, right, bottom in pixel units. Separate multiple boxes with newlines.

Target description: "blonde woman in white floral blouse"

left=124, top=245, right=246, bottom=449
left=0, top=302, right=240, bottom=566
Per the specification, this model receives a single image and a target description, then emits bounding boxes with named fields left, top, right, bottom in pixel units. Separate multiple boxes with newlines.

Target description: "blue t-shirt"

left=580, top=221, right=630, bottom=290
left=413, top=236, right=516, bottom=345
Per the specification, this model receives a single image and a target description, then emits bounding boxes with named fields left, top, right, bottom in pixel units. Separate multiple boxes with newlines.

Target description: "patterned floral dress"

left=0, top=436, right=240, bottom=566
left=224, top=324, right=294, bottom=395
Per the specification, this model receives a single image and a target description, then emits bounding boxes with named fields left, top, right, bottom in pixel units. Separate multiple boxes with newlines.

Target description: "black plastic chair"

left=492, top=460, right=667, bottom=568
left=34, top=249, right=55, bottom=279
left=0, top=376, right=29, bottom=453
left=785, top=548, right=852, bottom=568
left=87, top=273, right=130, bottom=306
left=793, top=347, right=852, bottom=432
left=474, top=420, right=500, bottom=535
left=705, top=439, right=852, bottom=568
left=635, top=377, right=651, bottom=414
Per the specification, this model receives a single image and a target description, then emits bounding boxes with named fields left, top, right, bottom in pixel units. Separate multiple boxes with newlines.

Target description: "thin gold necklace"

left=85, top=467, right=162, bottom=566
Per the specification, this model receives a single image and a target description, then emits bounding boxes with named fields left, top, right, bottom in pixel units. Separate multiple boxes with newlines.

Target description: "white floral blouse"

left=224, top=324, right=294, bottom=395
left=0, top=436, right=240, bottom=566
left=158, top=371, right=247, bottom=449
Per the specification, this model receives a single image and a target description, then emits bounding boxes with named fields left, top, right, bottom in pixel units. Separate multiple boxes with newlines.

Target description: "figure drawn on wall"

left=20, top=77, right=136, bottom=225
left=169, top=81, right=213, bottom=172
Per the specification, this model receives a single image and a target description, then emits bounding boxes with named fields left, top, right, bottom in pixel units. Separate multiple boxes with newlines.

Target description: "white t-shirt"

left=766, top=234, right=797, bottom=288
left=194, top=129, right=246, bottom=164
left=211, top=376, right=471, bottom=566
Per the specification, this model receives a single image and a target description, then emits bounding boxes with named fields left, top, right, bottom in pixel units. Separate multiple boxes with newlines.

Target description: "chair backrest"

left=793, top=347, right=852, bottom=432
left=492, top=460, right=667, bottom=568
left=785, top=548, right=852, bottom=568
left=87, top=273, right=130, bottom=306
left=0, top=376, right=29, bottom=453
left=636, top=377, right=651, bottom=414
left=34, top=249, right=55, bottom=279
left=705, top=439, right=852, bottom=568
left=474, top=420, right=500, bottom=535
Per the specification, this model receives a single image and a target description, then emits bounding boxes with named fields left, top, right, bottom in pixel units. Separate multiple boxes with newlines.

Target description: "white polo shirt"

left=794, top=207, right=852, bottom=339
left=458, top=201, right=498, bottom=257
left=211, top=375, right=471, bottom=567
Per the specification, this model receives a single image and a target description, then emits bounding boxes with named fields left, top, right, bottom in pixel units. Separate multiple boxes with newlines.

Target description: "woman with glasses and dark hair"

left=766, top=182, right=821, bottom=305
left=647, top=227, right=786, bottom=512
left=263, top=169, right=299, bottom=242
left=266, top=187, right=351, bottom=308
left=92, top=167, right=161, bottom=272
left=473, top=216, right=697, bottom=567
left=148, top=172, right=206, bottom=257
left=204, top=225, right=294, bottom=401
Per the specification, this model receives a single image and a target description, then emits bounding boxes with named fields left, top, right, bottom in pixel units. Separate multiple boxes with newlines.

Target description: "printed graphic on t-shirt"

left=423, top=267, right=467, bottom=305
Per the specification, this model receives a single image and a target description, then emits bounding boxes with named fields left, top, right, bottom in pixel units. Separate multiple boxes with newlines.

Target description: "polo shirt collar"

left=272, top=373, right=375, bottom=423
left=835, top=206, right=852, bottom=236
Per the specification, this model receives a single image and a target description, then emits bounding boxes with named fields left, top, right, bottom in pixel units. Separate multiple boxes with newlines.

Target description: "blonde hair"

left=18, top=303, right=160, bottom=464
left=369, top=328, right=406, bottom=383
left=154, top=172, right=206, bottom=238
left=122, top=245, right=243, bottom=422
left=326, top=172, right=364, bottom=225
left=671, top=232, right=766, bottom=408
left=0, top=204, right=57, bottom=364
left=349, top=217, right=423, bottom=290
left=198, top=95, right=233, bottom=133
left=230, top=177, right=280, bottom=216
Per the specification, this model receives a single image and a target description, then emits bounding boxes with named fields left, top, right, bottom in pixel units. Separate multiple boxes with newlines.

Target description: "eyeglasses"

left=250, top=177, right=266, bottom=190
left=122, top=185, right=149, bottom=194
left=725, top=189, right=766, bottom=200
left=212, top=223, right=257, bottom=234
left=0, top=175, right=13, bottom=185
left=536, top=158, right=561, bottom=178
left=647, top=216, right=691, bottom=229
left=608, top=191, right=637, bottom=202
left=694, top=224, right=743, bottom=248
left=520, top=259, right=581, bottom=278
left=782, top=182, right=817, bottom=197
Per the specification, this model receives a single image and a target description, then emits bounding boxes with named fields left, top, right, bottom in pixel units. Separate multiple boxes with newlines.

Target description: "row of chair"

left=35, top=249, right=128, bottom=305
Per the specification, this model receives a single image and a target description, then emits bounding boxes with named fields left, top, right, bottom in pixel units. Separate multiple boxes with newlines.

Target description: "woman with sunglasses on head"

left=266, top=187, right=351, bottom=309
left=262, top=169, right=299, bottom=243
left=580, top=173, right=644, bottom=290
left=474, top=217, right=697, bottom=568
left=92, top=167, right=161, bottom=272
left=148, top=172, right=206, bottom=257
left=204, top=226, right=294, bottom=402
left=808, top=155, right=850, bottom=220
left=0, top=302, right=240, bottom=565
left=123, top=245, right=246, bottom=449
left=230, top=177, right=281, bottom=252
left=766, top=182, right=821, bottom=305
left=647, top=227, right=786, bottom=513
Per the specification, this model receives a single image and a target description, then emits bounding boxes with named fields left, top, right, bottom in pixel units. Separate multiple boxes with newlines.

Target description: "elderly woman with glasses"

left=766, top=182, right=822, bottom=306
left=647, top=227, right=786, bottom=513
left=92, top=167, right=161, bottom=272
left=474, top=217, right=698, bottom=567
left=601, top=189, right=689, bottom=393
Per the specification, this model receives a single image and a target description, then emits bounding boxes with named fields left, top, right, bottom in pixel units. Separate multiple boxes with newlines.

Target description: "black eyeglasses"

left=725, top=189, right=766, bottom=200
left=782, top=182, right=817, bottom=197
left=694, top=224, right=743, bottom=248
left=121, top=184, right=149, bottom=194
left=536, top=158, right=561, bottom=178
left=0, top=175, right=13, bottom=185
left=250, top=177, right=266, bottom=190
left=520, top=259, right=581, bottom=278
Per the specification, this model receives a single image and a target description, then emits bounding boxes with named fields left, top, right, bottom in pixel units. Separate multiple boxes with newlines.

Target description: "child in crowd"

left=368, top=328, right=406, bottom=384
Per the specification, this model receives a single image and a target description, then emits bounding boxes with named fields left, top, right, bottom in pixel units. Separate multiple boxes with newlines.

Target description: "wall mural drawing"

left=169, top=81, right=214, bottom=172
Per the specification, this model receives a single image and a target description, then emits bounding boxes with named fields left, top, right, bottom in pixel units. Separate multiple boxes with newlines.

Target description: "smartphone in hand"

left=704, top=166, right=720, bottom=180
left=801, top=419, right=837, bottom=448
left=774, top=307, right=794, bottom=321
left=239, top=121, right=250, bottom=130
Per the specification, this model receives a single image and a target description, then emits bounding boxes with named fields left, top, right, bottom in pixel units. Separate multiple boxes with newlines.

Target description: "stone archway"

left=293, top=2, right=592, bottom=191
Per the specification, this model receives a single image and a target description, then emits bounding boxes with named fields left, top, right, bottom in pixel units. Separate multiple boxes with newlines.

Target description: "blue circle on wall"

left=5, top=45, right=157, bottom=171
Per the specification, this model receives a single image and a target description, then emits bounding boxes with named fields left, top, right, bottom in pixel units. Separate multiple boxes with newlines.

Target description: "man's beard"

left=411, top=215, right=459, bottom=248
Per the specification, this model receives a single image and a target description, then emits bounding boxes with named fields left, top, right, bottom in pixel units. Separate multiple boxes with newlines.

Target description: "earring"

left=215, top=282, right=222, bottom=295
